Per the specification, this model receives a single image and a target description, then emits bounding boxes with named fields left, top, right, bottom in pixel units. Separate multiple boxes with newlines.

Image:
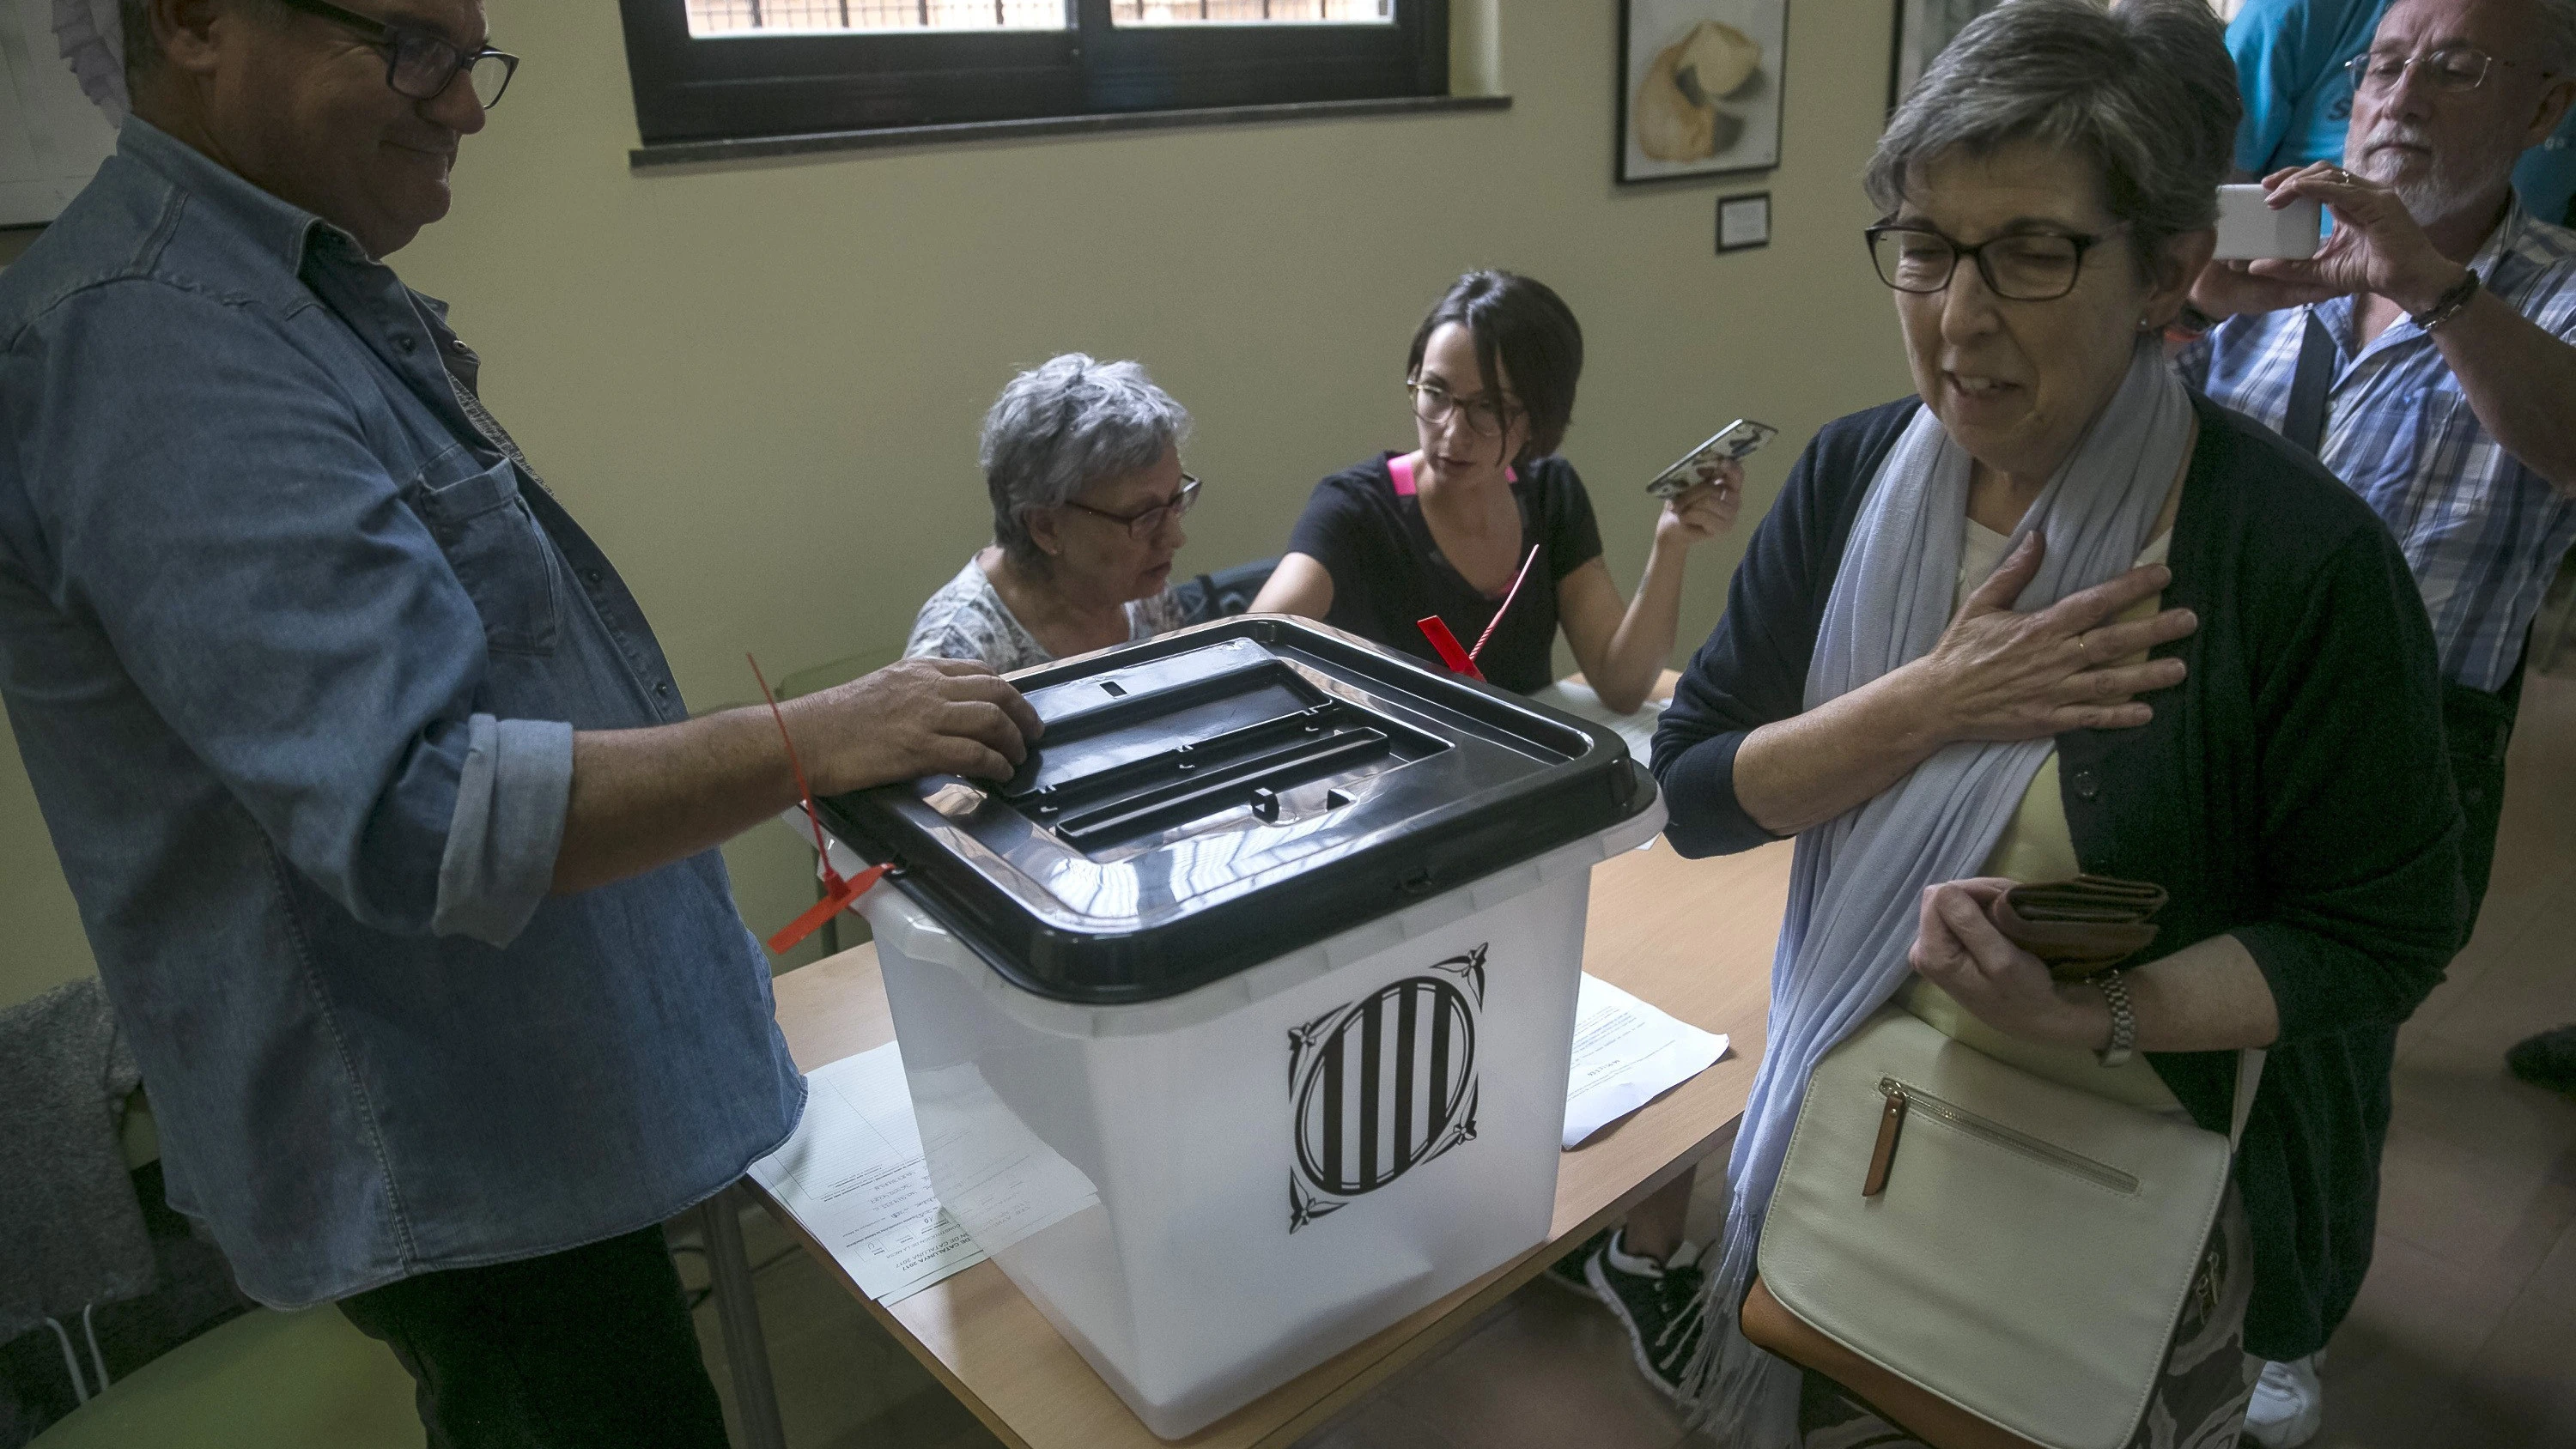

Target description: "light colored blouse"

left=904, top=556, right=1188, bottom=674
left=1899, top=513, right=2185, bottom=1113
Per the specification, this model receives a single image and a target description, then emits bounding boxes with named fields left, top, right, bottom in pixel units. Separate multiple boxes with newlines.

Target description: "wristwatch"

left=2411, top=267, right=2482, bottom=332
left=2095, top=970, right=2138, bottom=1069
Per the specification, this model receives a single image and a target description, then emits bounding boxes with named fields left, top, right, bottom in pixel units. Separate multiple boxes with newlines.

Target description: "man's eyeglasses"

left=1406, top=379, right=1520, bottom=439
left=1062, top=476, right=1200, bottom=539
left=275, top=0, right=519, bottom=110
left=1865, top=223, right=2123, bottom=302
left=2344, top=45, right=2542, bottom=97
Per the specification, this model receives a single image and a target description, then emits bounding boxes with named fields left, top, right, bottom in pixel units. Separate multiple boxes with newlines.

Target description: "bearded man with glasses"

left=2178, top=0, right=2576, bottom=1440
left=0, top=3, right=1042, bottom=1444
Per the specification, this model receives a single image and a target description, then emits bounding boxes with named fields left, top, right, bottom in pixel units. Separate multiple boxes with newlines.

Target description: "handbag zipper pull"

left=1864, top=1081, right=1908, bottom=1197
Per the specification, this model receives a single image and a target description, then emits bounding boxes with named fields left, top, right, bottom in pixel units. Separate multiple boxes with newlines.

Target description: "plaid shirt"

left=2181, top=203, right=2576, bottom=692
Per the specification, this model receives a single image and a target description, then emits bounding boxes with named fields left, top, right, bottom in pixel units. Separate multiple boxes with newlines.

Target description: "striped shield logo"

left=1286, top=945, right=1486, bottom=1233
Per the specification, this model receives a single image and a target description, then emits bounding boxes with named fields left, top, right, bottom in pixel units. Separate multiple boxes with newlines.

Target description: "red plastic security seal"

left=1414, top=615, right=1482, bottom=679
left=749, top=652, right=887, bottom=955
left=1414, top=543, right=1539, bottom=682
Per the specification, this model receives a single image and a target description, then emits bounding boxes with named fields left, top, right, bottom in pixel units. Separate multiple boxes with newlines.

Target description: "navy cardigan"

left=1653, top=394, right=2464, bottom=1360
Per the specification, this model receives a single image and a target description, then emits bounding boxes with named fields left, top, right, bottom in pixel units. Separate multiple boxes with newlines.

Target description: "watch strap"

left=2094, top=969, right=2137, bottom=1068
left=2411, top=267, right=2481, bottom=332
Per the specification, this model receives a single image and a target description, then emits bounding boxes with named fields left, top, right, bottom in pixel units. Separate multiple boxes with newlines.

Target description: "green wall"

left=0, top=0, right=1913, bottom=1005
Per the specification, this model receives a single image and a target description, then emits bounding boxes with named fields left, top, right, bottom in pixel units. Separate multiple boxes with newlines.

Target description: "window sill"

left=629, top=93, right=1510, bottom=171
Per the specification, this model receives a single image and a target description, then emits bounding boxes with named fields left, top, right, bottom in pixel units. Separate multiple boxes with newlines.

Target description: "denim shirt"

left=0, top=120, right=804, bottom=1307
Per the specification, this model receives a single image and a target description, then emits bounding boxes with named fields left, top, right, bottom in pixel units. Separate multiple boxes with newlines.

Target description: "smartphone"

left=1647, top=418, right=1777, bottom=499
left=2213, top=184, right=2322, bottom=261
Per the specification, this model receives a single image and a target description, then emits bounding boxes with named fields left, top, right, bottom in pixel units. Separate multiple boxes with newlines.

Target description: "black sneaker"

left=1585, top=1233, right=1706, bottom=1401
left=1540, top=1228, right=1609, bottom=1300
left=2507, top=1023, right=2576, bottom=1092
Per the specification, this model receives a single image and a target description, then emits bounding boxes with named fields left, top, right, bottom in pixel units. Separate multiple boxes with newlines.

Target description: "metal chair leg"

left=702, top=1184, right=789, bottom=1449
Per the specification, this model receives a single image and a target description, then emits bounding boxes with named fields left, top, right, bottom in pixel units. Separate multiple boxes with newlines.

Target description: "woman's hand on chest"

left=1907, top=531, right=2197, bottom=743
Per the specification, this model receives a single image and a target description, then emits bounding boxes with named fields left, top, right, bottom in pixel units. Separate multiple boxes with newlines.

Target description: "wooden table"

left=754, top=832, right=1792, bottom=1449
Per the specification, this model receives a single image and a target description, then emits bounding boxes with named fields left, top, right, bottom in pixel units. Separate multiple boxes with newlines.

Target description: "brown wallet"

left=1985, top=874, right=2168, bottom=979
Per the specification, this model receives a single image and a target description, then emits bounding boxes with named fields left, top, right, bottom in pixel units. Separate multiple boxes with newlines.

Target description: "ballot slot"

left=1007, top=647, right=1449, bottom=853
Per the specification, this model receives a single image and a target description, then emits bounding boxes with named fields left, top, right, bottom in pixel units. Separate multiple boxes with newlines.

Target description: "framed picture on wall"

left=1619, top=0, right=1789, bottom=185
left=1887, top=0, right=2004, bottom=112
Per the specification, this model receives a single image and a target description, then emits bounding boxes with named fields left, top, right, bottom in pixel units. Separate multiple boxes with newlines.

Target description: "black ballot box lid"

left=818, top=617, right=1658, bottom=1005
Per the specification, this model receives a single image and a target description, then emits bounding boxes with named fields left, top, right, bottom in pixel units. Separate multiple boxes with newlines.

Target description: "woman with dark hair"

left=1254, top=270, right=1739, bottom=1361
left=1253, top=270, right=1739, bottom=712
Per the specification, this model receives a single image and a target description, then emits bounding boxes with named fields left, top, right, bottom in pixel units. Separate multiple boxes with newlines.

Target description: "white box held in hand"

left=828, top=620, right=1667, bottom=1439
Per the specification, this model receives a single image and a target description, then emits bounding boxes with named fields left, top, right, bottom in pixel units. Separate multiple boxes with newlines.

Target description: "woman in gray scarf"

left=1645, top=3, right=2462, bottom=1445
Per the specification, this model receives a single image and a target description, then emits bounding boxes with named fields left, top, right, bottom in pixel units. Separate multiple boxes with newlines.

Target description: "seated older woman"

left=907, top=355, right=1196, bottom=671
left=1651, top=2, right=2462, bottom=1443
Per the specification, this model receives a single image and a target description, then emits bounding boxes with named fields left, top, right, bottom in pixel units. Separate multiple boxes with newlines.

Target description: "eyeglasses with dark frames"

left=1061, top=476, right=1201, bottom=540
left=1405, top=379, right=1521, bottom=439
left=274, top=0, right=519, bottom=110
left=2344, top=45, right=2549, bottom=97
left=1865, top=222, right=2126, bottom=302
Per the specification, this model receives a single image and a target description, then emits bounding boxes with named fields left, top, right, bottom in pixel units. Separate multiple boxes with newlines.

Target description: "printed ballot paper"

left=757, top=974, right=1723, bottom=1300
left=749, top=1043, right=1097, bottom=1304
left=1561, top=973, right=1731, bottom=1149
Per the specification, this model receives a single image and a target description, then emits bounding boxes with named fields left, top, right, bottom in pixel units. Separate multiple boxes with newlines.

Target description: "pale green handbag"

left=1752, top=1007, right=2263, bottom=1449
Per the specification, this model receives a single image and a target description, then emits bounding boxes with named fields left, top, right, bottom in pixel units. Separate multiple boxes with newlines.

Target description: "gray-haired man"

left=0, top=3, right=1037, bottom=1443
left=2180, top=0, right=2576, bottom=1440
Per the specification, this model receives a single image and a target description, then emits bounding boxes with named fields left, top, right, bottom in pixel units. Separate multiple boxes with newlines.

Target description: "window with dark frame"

left=619, top=0, right=1446, bottom=149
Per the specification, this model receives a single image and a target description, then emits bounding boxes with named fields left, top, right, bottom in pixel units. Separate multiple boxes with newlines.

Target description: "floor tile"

left=1350, top=1288, right=1692, bottom=1449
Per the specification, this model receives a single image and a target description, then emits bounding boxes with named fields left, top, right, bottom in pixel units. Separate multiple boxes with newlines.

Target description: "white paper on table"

left=747, top=1043, right=990, bottom=1304
left=1562, top=973, right=1731, bottom=1149
left=1527, top=678, right=1668, bottom=765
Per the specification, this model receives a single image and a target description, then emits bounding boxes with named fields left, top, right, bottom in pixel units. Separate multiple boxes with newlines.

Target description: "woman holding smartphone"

left=1253, top=270, right=1741, bottom=713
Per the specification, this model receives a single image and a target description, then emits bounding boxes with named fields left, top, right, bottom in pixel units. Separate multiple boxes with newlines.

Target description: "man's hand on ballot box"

left=791, top=658, right=1045, bottom=793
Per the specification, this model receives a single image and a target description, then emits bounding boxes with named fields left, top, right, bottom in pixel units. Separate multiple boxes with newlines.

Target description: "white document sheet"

left=747, top=1044, right=990, bottom=1304
left=1562, top=973, right=1731, bottom=1149
left=1526, top=679, right=1669, bottom=766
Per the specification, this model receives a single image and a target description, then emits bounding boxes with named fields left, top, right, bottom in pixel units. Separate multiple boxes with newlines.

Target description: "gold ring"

left=2330, top=167, right=2352, bottom=185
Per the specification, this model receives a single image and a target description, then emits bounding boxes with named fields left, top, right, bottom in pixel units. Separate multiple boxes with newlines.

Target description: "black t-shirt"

left=1285, top=452, right=1606, bottom=694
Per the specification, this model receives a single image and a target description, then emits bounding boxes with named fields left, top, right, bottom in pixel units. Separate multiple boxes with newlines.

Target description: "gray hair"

left=121, top=0, right=288, bottom=86
left=119, top=0, right=155, bottom=81
left=2536, top=0, right=2576, bottom=72
left=1866, top=0, right=2241, bottom=270
left=980, top=354, right=1191, bottom=570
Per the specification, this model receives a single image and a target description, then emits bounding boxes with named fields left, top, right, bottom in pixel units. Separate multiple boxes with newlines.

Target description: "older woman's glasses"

left=2344, top=45, right=2535, bottom=96
left=1865, top=225, right=2116, bottom=303
left=1406, top=380, right=1519, bottom=439
left=274, top=0, right=520, bottom=109
left=1063, top=476, right=1200, bottom=539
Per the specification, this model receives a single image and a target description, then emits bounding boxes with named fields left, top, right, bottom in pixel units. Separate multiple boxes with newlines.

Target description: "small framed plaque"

left=1717, top=191, right=1772, bottom=252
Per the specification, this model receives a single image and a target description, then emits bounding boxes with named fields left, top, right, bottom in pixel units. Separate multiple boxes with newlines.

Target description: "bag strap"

left=2228, top=1048, right=2267, bottom=1149
left=2279, top=308, right=2337, bottom=455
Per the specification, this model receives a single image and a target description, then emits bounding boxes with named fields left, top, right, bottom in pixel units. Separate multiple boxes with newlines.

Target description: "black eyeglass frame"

left=1060, top=476, right=1201, bottom=540
left=1403, top=379, right=1522, bottom=440
left=273, top=0, right=520, bottom=109
left=1863, top=222, right=2125, bottom=303
left=2342, top=45, right=2552, bottom=96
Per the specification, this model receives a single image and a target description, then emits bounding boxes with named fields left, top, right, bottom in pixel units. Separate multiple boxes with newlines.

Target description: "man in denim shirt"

left=0, top=2, right=1039, bottom=1442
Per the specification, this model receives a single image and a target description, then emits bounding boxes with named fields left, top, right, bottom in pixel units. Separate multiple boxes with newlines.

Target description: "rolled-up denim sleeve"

left=14, top=280, right=567, bottom=940
left=434, top=714, right=574, bottom=946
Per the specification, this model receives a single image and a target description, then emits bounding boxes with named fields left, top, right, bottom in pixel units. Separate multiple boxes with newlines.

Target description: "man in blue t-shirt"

left=2230, top=0, right=2576, bottom=221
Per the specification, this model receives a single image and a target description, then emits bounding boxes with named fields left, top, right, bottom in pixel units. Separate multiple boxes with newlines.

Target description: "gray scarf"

left=1684, top=341, right=2194, bottom=1446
